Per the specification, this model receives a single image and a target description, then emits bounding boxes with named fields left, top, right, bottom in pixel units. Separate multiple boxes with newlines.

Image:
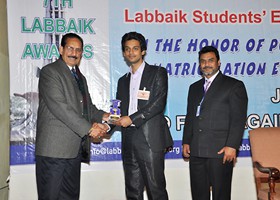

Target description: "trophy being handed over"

left=108, top=99, right=121, bottom=124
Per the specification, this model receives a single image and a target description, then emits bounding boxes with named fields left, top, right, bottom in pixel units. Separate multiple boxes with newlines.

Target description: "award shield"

left=108, top=99, right=121, bottom=124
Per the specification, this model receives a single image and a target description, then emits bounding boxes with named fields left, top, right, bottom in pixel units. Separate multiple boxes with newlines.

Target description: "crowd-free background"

left=8, top=0, right=280, bottom=166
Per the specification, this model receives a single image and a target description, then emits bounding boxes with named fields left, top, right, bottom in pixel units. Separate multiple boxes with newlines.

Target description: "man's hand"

left=114, top=116, right=132, bottom=127
left=102, top=113, right=110, bottom=122
left=88, top=123, right=106, bottom=140
left=97, top=123, right=110, bottom=132
left=218, top=146, right=237, bottom=164
left=182, top=144, right=191, bottom=158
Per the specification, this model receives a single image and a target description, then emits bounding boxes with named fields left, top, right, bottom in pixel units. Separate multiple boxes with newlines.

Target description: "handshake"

left=88, top=122, right=110, bottom=143
left=88, top=113, right=111, bottom=143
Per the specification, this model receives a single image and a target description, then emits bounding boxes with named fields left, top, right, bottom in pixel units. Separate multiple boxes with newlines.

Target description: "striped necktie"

left=71, top=67, right=79, bottom=82
left=71, top=67, right=89, bottom=119
left=204, top=79, right=211, bottom=93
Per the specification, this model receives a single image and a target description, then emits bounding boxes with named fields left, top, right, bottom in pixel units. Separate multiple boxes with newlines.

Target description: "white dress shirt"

left=128, top=61, right=145, bottom=116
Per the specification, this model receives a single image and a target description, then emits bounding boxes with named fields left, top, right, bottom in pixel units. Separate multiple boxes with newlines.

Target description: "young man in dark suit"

left=115, top=31, right=173, bottom=200
left=182, top=46, right=248, bottom=200
left=35, top=33, right=109, bottom=200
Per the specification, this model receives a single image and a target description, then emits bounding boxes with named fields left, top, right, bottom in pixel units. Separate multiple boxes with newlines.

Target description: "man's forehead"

left=200, top=52, right=216, bottom=60
left=125, top=43, right=140, bottom=47
left=66, top=38, right=82, bottom=46
left=125, top=39, right=140, bottom=45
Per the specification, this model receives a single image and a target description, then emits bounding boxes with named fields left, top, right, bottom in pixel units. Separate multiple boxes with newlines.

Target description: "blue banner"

left=8, top=0, right=279, bottom=165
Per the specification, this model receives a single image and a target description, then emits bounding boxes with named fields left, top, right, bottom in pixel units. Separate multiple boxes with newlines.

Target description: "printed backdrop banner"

left=7, top=0, right=279, bottom=165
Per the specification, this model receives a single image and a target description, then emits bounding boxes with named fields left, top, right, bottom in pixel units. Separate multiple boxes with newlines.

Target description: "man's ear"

left=59, top=46, right=63, bottom=55
left=142, top=50, right=146, bottom=56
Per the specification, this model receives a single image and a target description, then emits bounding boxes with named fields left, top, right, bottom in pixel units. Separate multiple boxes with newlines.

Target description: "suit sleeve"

left=182, top=85, right=195, bottom=145
left=39, top=67, right=92, bottom=138
left=130, top=67, right=168, bottom=127
left=226, top=81, right=248, bottom=149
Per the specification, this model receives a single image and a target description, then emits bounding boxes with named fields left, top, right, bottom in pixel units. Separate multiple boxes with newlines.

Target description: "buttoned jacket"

left=183, top=72, right=248, bottom=158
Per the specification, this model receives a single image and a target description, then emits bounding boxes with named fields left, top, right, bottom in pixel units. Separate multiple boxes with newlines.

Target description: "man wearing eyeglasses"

left=35, top=33, right=110, bottom=200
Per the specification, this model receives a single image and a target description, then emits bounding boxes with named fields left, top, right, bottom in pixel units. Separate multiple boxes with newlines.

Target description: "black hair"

left=121, top=31, right=147, bottom=52
left=199, top=46, right=220, bottom=61
left=61, top=33, right=84, bottom=49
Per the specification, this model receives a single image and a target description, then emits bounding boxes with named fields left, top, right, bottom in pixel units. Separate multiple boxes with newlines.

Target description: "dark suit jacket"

left=35, top=58, right=105, bottom=162
left=116, top=63, right=173, bottom=152
left=182, top=71, right=248, bottom=158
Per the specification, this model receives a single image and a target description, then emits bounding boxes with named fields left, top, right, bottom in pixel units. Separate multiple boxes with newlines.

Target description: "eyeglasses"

left=65, top=46, right=83, bottom=54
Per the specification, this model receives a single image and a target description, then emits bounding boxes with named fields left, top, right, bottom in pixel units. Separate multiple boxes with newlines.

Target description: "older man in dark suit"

left=115, top=32, right=173, bottom=200
left=182, top=46, right=248, bottom=200
left=35, top=33, right=109, bottom=200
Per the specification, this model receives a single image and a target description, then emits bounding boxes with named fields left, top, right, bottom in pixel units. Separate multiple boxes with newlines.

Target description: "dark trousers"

left=122, top=127, right=168, bottom=200
left=189, top=156, right=233, bottom=200
left=36, top=153, right=82, bottom=200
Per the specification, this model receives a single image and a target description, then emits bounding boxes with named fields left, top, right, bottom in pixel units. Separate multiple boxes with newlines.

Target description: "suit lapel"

left=194, top=79, right=204, bottom=106
left=55, top=59, right=83, bottom=115
left=122, top=73, right=131, bottom=115
left=139, top=64, right=151, bottom=91
left=138, top=64, right=153, bottom=108
left=58, top=59, right=81, bottom=92
left=203, top=72, right=223, bottom=102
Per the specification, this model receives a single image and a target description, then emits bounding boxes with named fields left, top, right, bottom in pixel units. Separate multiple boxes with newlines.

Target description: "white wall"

left=0, top=0, right=10, bottom=199
left=9, top=158, right=257, bottom=200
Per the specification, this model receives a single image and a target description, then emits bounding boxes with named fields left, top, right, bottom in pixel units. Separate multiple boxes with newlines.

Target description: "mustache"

left=68, top=56, right=78, bottom=59
left=202, top=66, right=212, bottom=69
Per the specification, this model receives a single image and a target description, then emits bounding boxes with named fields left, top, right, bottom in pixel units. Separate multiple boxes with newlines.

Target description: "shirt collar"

left=129, top=61, right=145, bottom=76
left=68, top=65, right=75, bottom=71
left=205, top=70, right=219, bottom=82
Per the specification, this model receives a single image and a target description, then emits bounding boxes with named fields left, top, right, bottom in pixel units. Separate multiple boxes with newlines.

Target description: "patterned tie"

left=71, top=67, right=89, bottom=120
left=71, top=67, right=79, bottom=83
left=204, top=79, right=211, bottom=93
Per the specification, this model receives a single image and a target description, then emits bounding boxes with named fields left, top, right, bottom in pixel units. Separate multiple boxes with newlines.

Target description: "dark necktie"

left=71, top=67, right=89, bottom=119
left=71, top=67, right=79, bottom=83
